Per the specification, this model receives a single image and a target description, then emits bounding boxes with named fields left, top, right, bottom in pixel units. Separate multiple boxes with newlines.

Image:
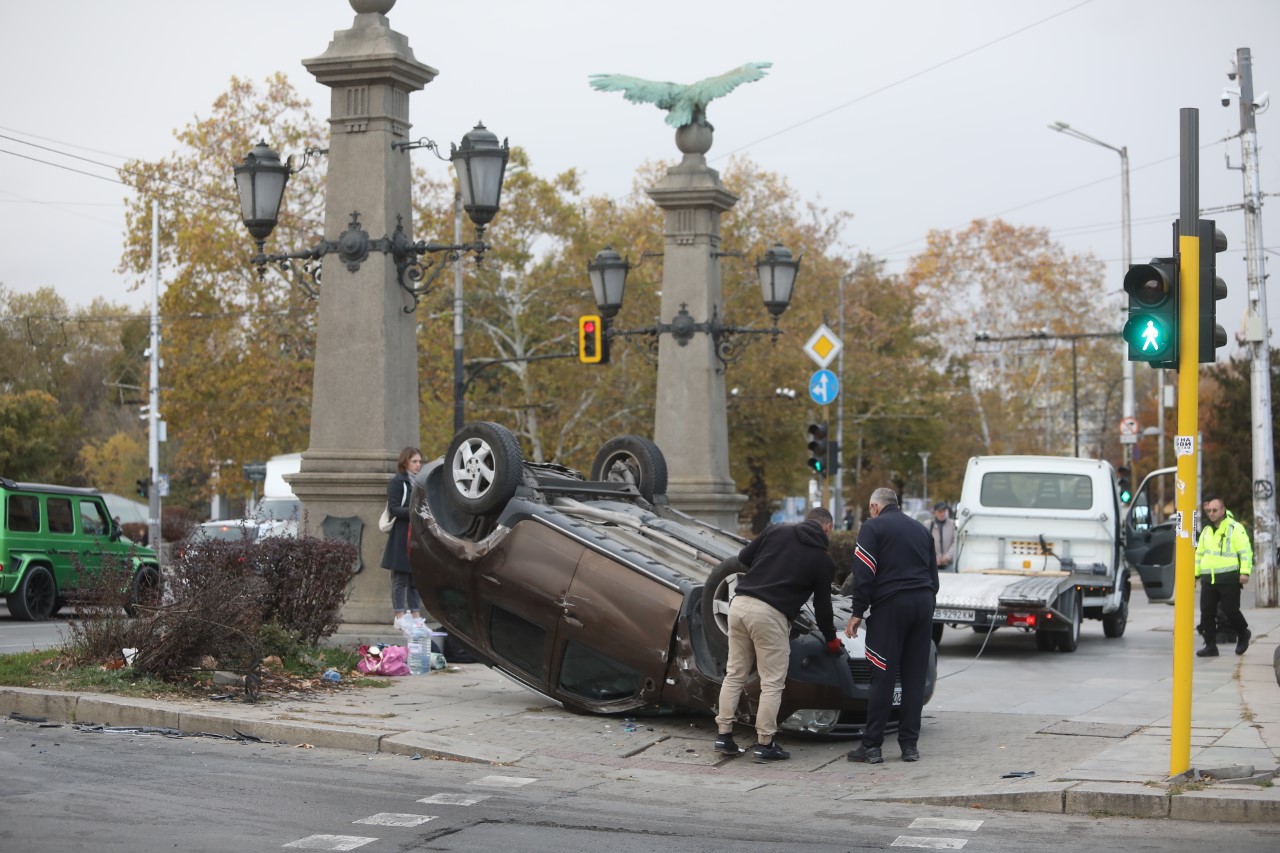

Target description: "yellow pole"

left=1170, top=230, right=1200, bottom=778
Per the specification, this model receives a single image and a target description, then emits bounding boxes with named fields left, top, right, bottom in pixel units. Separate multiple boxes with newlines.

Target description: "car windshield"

left=979, top=471, right=1093, bottom=510
left=256, top=497, right=301, bottom=520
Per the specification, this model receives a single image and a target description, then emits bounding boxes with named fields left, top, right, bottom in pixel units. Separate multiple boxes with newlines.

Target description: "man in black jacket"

left=714, top=507, right=841, bottom=763
left=844, top=487, right=939, bottom=764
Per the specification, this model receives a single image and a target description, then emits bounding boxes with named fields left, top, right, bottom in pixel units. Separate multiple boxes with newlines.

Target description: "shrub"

left=254, top=535, right=356, bottom=645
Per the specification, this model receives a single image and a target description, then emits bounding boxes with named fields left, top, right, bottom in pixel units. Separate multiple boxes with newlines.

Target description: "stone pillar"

left=289, top=0, right=436, bottom=624
left=646, top=124, right=747, bottom=531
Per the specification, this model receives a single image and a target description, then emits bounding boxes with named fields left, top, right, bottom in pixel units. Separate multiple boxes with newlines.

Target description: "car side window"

left=6, top=494, right=41, bottom=532
left=558, top=641, right=643, bottom=702
left=47, top=498, right=75, bottom=534
left=80, top=500, right=110, bottom=537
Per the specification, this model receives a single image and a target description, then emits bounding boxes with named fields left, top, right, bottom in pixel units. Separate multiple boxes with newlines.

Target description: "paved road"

left=1, top=721, right=1274, bottom=853
left=0, top=612, right=75, bottom=654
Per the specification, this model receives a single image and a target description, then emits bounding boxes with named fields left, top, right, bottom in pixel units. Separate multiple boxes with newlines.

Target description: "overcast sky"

left=3, top=0, right=1279, bottom=358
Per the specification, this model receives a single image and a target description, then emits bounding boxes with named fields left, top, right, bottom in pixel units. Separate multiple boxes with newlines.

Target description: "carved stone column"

left=289, top=0, right=436, bottom=623
left=646, top=124, right=747, bottom=531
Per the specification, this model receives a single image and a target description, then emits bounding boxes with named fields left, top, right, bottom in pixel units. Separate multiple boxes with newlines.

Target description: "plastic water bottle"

left=407, top=625, right=431, bottom=676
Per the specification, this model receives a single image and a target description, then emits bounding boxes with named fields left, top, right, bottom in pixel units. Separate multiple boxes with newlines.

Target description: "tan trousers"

left=714, top=594, right=791, bottom=744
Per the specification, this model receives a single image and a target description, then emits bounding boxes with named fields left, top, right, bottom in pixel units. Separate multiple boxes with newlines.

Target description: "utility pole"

left=147, top=199, right=162, bottom=554
left=833, top=273, right=847, bottom=522
left=1228, top=48, right=1277, bottom=606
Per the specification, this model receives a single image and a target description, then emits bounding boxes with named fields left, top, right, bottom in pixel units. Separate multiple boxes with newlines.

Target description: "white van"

left=934, top=455, right=1129, bottom=652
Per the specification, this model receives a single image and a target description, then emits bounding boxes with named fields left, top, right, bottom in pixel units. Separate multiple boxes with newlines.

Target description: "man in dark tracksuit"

left=844, top=487, right=939, bottom=764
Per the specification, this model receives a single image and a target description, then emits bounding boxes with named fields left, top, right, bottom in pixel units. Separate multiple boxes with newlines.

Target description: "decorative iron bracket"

left=605, top=304, right=782, bottom=372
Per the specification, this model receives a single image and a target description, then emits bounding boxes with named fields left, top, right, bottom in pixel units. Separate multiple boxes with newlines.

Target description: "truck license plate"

left=893, top=686, right=902, bottom=706
left=935, top=608, right=975, bottom=622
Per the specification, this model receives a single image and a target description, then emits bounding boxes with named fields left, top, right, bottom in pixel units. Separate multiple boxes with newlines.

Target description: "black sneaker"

left=1197, top=644, right=1220, bottom=657
left=1236, top=628, right=1252, bottom=655
left=714, top=732, right=744, bottom=756
left=901, top=746, right=920, bottom=762
left=753, top=739, right=790, bottom=763
left=846, top=743, right=883, bottom=764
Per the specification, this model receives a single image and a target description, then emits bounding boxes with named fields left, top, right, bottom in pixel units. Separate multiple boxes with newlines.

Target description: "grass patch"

left=0, top=649, right=61, bottom=686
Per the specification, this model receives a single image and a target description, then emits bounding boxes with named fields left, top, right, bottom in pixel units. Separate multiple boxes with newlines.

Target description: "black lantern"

left=451, top=123, right=509, bottom=232
left=756, top=243, right=800, bottom=317
left=233, top=141, right=291, bottom=250
left=587, top=246, right=629, bottom=319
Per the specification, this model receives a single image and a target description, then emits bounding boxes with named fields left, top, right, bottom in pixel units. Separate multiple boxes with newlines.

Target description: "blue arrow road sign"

left=809, top=369, right=839, bottom=406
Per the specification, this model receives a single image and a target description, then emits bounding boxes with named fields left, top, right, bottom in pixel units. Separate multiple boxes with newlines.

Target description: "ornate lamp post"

left=587, top=242, right=799, bottom=370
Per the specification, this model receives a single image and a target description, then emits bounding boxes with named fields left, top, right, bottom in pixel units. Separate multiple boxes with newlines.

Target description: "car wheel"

left=124, top=566, right=162, bottom=618
left=590, top=435, right=668, bottom=501
left=445, top=422, right=524, bottom=516
left=1102, top=596, right=1129, bottom=639
left=7, top=565, right=56, bottom=621
left=701, top=556, right=745, bottom=659
left=1056, top=589, right=1082, bottom=653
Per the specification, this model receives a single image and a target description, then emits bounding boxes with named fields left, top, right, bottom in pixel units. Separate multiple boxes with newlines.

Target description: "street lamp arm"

left=462, top=352, right=579, bottom=391
left=1049, top=121, right=1124, bottom=156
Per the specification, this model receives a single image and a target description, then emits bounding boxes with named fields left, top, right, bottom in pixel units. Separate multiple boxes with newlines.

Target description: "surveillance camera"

left=1228, top=59, right=1238, bottom=81
left=1223, top=94, right=1232, bottom=107
left=1222, top=86, right=1240, bottom=107
left=1255, top=92, right=1271, bottom=113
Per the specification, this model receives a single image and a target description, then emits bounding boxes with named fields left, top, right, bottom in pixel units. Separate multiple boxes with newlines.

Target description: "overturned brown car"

left=408, top=422, right=935, bottom=736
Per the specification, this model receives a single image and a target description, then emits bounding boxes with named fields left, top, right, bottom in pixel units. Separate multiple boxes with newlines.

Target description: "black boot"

left=1196, top=643, right=1219, bottom=657
left=1235, top=628, right=1251, bottom=655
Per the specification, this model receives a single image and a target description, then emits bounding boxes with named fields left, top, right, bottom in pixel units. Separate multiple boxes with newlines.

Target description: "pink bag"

left=379, top=645, right=410, bottom=676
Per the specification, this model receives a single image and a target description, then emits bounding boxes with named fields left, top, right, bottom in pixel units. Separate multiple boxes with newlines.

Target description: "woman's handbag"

left=378, top=481, right=408, bottom=534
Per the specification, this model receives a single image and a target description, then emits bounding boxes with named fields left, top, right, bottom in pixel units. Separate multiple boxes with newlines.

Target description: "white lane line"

left=468, top=775, right=538, bottom=788
left=419, top=793, right=491, bottom=806
left=353, top=813, right=438, bottom=827
left=908, top=818, right=984, bottom=832
left=282, top=835, right=377, bottom=851
left=891, top=837, right=968, bottom=850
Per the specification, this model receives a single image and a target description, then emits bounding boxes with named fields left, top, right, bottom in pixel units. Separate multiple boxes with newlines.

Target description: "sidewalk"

left=3, top=597, right=1278, bottom=823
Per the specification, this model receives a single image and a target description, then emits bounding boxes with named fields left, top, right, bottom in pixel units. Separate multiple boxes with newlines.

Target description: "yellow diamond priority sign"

left=803, top=324, right=843, bottom=369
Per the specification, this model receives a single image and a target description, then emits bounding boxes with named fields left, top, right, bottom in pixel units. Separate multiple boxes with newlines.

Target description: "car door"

left=1123, top=467, right=1177, bottom=603
left=551, top=548, right=684, bottom=712
left=477, top=520, right=586, bottom=687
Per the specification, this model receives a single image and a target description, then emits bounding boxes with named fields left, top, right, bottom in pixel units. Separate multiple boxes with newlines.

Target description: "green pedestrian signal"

left=1123, top=259, right=1178, bottom=364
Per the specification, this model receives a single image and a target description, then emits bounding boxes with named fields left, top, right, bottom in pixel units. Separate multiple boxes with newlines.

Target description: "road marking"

left=282, top=835, right=377, bottom=851
left=352, top=813, right=437, bottom=827
left=908, top=818, right=984, bottom=832
left=891, top=838, right=968, bottom=850
left=468, top=775, right=538, bottom=788
left=419, top=793, right=491, bottom=806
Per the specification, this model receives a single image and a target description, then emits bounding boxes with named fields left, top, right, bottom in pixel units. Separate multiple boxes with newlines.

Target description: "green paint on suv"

left=0, top=478, right=160, bottom=621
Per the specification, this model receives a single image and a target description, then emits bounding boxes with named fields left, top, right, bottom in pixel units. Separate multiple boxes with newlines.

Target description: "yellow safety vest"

left=1194, top=512, right=1253, bottom=581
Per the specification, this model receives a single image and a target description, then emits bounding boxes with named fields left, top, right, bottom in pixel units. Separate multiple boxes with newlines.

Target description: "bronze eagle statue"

left=588, top=62, right=772, bottom=130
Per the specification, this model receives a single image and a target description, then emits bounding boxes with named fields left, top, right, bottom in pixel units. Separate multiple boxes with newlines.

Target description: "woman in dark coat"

left=381, top=446, right=423, bottom=628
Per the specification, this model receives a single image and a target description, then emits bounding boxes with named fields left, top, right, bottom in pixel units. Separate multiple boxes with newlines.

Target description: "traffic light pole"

left=1170, top=108, right=1202, bottom=779
left=147, top=200, right=162, bottom=556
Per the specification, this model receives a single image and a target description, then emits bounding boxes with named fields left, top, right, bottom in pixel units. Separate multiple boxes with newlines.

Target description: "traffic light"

left=1198, top=219, right=1228, bottom=363
left=1122, top=258, right=1178, bottom=364
left=578, top=314, right=608, bottom=365
left=1116, top=465, right=1132, bottom=505
left=135, top=478, right=149, bottom=499
left=826, top=440, right=840, bottom=476
left=807, top=422, right=829, bottom=476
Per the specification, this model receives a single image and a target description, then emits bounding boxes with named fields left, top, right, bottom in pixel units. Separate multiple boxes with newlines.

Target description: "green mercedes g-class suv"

left=0, top=478, right=161, bottom=621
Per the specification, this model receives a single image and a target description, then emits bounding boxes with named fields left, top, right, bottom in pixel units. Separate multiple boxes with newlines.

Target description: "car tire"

left=124, top=566, right=162, bottom=618
left=590, top=435, right=668, bottom=501
left=7, top=565, right=56, bottom=621
left=1056, top=589, right=1082, bottom=653
left=1102, top=594, right=1129, bottom=639
left=701, top=556, right=746, bottom=659
left=445, top=422, right=524, bottom=516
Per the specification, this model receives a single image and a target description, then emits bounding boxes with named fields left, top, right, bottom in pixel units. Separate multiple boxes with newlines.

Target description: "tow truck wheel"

left=445, top=422, right=524, bottom=515
left=1056, top=590, right=1082, bottom=653
left=590, top=435, right=668, bottom=501
left=1102, top=596, right=1129, bottom=638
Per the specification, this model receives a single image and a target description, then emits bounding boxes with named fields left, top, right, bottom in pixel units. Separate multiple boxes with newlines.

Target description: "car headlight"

left=780, top=708, right=840, bottom=735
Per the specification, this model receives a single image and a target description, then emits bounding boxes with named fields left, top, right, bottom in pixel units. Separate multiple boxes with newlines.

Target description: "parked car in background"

left=0, top=478, right=161, bottom=620
left=408, top=422, right=935, bottom=737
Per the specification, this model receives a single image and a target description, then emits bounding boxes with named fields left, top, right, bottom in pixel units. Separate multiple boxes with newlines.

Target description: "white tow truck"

left=933, top=455, right=1130, bottom=652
